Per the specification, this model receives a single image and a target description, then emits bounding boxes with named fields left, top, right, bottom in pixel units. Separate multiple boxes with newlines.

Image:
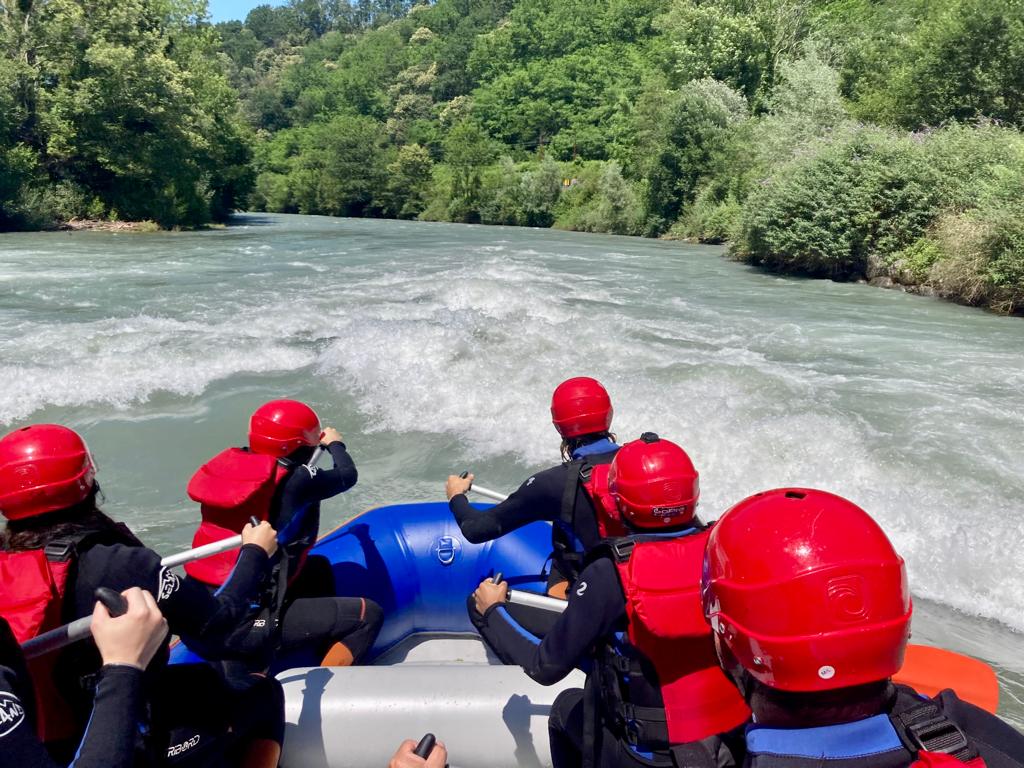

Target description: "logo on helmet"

left=827, top=575, right=868, bottom=623
left=651, top=504, right=687, bottom=519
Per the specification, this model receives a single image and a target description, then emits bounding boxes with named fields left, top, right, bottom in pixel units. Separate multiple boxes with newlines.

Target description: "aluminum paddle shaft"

left=469, top=484, right=508, bottom=502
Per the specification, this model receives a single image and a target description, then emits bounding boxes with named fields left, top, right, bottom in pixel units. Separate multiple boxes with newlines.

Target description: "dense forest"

left=2, top=0, right=1022, bottom=314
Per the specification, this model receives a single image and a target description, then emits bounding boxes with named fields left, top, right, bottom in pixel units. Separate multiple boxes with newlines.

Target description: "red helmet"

left=550, top=377, right=613, bottom=439
left=608, top=433, right=699, bottom=528
left=248, top=399, right=322, bottom=456
left=702, top=488, right=912, bottom=693
left=0, top=424, right=97, bottom=521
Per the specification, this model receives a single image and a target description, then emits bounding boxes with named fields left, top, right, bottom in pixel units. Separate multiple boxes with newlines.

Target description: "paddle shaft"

left=469, top=484, right=508, bottom=502
left=507, top=589, right=566, bottom=614
left=22, top=589, right=128, bottom=660
left=23, top=447, right=327, bottom=659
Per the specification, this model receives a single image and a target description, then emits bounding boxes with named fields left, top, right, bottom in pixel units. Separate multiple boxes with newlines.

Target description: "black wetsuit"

left=53, top=533, right=284, bottom=767
left=470, top=554, right=734, bottom=768
left=450, top=439, right=618, bottom=587
left=218, top=441, right=382, bottom=666
left=0, top=617, right=142, bottom=768
left=743, top=686, right=1024, bottom=768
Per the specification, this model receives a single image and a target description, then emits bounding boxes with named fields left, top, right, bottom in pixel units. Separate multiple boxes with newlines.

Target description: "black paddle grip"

left=94, top=587, right=128, bottom=618
left=414, top=733, right=436, bottom=759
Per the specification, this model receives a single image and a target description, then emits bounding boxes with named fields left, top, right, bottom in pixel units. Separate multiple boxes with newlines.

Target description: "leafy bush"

left=555, top=161, right=643, bottom=235
left=733, top=127, right=940, bottom=278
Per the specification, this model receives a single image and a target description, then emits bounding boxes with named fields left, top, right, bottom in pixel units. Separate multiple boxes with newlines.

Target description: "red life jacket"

left=0, top=542, right=78, bottom=742
left=913, top=754, right=986, bottom=768
left=580, top=463, right=627, bottom=538
left=598, top=530, right=751, bottom=748
left=184, top=447, right=292, bottom=586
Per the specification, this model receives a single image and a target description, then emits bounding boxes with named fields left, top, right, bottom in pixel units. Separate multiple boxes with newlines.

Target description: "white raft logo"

left=167, top=734, right=201, bottom=757
left=0, top=692, right=26, bottom=738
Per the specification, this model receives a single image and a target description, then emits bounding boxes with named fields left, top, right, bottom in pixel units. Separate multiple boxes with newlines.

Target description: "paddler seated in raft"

left=0, top=424, right=285, bottom=768
left=468, top=434, right=750, bottom=768
left=0, top=589, right=166, bottom=768
left=701, top=487, right=1024, bottom=768
left=446, top=377, right=619, bottom=599
left=183, top=399, right=382, bottom=669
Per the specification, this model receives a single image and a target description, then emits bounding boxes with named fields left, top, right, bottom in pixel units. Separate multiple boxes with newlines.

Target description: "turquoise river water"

left=1, top=213, right=1022, bottom=725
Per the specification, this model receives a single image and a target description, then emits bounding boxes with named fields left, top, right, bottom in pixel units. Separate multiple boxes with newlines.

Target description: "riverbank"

left=61, top=219, right=162, bottom=233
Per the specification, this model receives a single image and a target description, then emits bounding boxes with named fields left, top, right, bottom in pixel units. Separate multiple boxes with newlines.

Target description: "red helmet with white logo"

left=550, top=377, right=613, bottom=439
left=248, top=399, right=322, bottom=456
left=608, top=433, right=699, bottom=529
left=702, top=488, right=912, bottom=693
left=0, top=424, right=97, bottom=521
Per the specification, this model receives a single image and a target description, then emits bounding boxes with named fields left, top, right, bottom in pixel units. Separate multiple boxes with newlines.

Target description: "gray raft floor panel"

left=278, top=634, right=584, bottom=768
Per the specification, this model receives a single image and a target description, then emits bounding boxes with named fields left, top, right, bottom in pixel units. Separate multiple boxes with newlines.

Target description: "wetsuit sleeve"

left=938, top=690, right=1024, bottom=766
left=0, top=661, right=141, bottom=768
left=275, top=441, right=357, bottom=544
left=469, top=559, right=625, bottom=685
left=450, top=464, right=564, bottom=544
left=75, top=544, right=269, bottom=649
left=68, top=665, right=144, bottom=768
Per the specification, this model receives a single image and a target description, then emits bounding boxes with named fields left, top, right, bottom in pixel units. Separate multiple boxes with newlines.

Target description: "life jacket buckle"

left=578, top=464, right=593, bottom=482
left=43, top=539, right=75, bottom=562
left=906, top=714, right=970, bottom=757
left=611, top=539, right=635, bottom=563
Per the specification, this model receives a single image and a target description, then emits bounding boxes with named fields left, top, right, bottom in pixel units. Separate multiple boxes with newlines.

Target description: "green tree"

left=382, top=142, right=434, bottom=218
left=442, top=120, right=496, bottom=221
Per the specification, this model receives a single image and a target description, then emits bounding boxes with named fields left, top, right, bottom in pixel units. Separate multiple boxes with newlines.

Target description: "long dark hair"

left=560, top=431, right=616, bottom=463
left=0, top=485, right=126, bottom=552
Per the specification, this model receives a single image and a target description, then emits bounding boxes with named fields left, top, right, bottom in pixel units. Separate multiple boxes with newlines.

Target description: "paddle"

left=414, top=734, right=437, bottom=759
left=458, top=471, right=509, bottom=503
left=22, top=588, right=128, bottom=659
left=501, top=588, right=999, bottom=712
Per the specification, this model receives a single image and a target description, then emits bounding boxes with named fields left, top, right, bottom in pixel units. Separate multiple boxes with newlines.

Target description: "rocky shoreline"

left=61, top=219, right=161, bottom=232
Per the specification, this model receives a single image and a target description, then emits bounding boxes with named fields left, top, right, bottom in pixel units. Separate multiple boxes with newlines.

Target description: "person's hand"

left=472, top=577, right=508, bottom=615
left=388, top=739, right=448, bottom=768
left=242, top=520, right=278, bottom=557
left=91, top=588, right=168, bottom=670
left=320, top=427, right=344, bottom=445
left=446, top=473, right=473, bottom=500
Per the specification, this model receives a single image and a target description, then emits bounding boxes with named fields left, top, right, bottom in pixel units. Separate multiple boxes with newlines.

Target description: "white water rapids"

left=2, top=213, right=1022, bottom=721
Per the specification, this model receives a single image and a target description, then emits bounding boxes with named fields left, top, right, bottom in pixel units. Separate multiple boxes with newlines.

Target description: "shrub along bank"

left=230, top=0, right=1024, bottom=316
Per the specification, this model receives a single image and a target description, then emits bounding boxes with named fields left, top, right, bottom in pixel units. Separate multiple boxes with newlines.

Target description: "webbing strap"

left=896, top=702, right=979, bottom=763
left=670, top=740, right=719, bottom=768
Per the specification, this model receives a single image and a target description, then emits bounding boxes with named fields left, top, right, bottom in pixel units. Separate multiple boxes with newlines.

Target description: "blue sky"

left=207, top=0, right=282, bottom=22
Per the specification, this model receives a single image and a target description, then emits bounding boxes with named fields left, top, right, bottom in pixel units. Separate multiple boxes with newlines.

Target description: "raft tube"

left=173, top=502, right=582, bottom=768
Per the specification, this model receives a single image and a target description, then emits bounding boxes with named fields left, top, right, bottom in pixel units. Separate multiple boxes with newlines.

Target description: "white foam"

left=2, top=218, right=1024, bottom=633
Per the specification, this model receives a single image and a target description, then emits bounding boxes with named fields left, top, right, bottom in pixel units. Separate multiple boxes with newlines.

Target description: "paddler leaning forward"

left=468, top=434, right=750, bottom=768
left=447, top=376, right=620, bottom=599
left=0, top=424, right=284, bottom=768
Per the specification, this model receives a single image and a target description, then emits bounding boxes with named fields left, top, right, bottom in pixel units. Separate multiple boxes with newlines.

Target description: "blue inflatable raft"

left=175, top=502, right=582, bottom=768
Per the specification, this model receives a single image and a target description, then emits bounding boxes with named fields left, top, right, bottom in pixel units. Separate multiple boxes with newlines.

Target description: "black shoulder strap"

left=670, top=738, right=722, bottom=768
left=890, top=688, right=980, bottom=763
left=42, top=522, right=142, bottom=565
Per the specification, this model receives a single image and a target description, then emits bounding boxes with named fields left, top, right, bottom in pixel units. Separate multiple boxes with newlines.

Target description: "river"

left=2, top=213, right=1023, bottom=725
